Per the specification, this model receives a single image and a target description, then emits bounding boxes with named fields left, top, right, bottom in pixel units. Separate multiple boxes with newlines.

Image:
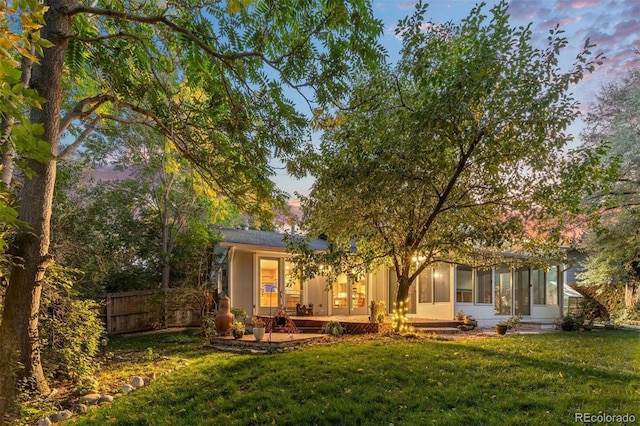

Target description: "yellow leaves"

left=227, top=0, right=253, bottom=15
left=20, top=12, right=43, bottom=31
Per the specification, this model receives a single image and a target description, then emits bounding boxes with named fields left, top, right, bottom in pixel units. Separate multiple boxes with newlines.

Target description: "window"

left=259, top=259, right=279, bottom=308
left=514, top=268, right=530, bottom=316
left=284, top=261, right=301, bottom=310
left=532, top=269, right=545, bottom=304
left=494, top=268, right=512, bottom=315
left=333, top=275, right=348, bottom=308
left=456, top=265, right=473, bottom=303
left=546, top=266, right=558, bottom=305
left=476, top=269, right=492, bottom=304
left=532, top=267, right=559, bottom=305
left=434, top=265, right=450, bottom=303
left=351, top=278, right=366, bottom=309
left=418, top=269, right=432, bottom=303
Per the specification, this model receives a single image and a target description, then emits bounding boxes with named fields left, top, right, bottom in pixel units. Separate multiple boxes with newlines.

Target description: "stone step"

left=414, top=327, right=461, bottom=335
left=409, top=321, right=463, bottom=328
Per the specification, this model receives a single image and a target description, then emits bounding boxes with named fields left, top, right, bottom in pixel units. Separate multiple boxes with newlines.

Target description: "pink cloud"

left=554, top=0, right=604, bottom=11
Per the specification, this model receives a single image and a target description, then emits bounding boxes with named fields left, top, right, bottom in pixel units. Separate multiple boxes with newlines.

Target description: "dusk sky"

left=276, top=0, right=640, bottom=199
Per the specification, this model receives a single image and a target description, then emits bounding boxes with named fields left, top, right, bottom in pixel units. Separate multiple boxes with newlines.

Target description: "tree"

left=0, top=0, right=384, bottom=419
left=578, top=66, right=640, bottom=310
left=291, top=1, right=608, bottom=324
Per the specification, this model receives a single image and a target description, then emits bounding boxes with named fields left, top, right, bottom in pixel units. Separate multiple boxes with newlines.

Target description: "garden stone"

left=143, top=377, right=153, bottom=386
left=121, top=384, right=135, bottom=393
left=131, top=376, right=145, bottom=388
left=80, top=393, right=102, bottom=405
left=72, top=403, right=88, bottom=413
left=50, top=410, right=73, bottom=422
left=37, top=418, right=52, bottom=426
left=98, top=395, right=114, bottom=404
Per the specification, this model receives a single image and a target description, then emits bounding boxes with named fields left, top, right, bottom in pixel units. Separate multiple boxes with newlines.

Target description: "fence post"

left=106, top=293, right=112, bottom=334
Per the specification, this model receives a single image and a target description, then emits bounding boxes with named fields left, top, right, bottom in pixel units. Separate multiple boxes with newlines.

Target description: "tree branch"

left=58, top=118, right=100, bottom=160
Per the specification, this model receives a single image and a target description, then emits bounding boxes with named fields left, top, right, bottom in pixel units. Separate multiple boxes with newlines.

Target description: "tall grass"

left=70, top=331, right=639, bottom=425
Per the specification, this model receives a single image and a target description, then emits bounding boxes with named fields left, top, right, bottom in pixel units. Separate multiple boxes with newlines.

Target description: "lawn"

left=64, top=330, right=639, bottom=426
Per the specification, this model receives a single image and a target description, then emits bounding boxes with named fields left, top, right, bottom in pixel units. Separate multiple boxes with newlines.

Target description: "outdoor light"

left=100, top=336, right=109, bottom=357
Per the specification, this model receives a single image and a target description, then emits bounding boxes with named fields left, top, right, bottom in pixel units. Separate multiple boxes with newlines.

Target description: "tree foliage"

left=0, top=0, right=385, bottom=418
left=0, top=0, right=52, bottom=251
left=578, top=66, right=640, bottom=309
left=291, top=1, right=608, bottom=313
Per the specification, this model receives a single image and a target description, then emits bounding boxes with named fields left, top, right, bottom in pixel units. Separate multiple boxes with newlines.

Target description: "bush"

left=39, top=265, right=105, bottom=381
left=323, top=321, right=344, bottom=337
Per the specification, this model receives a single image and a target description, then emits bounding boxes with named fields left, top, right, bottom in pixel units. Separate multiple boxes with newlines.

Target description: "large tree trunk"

left=0, top=0, right=73, bottom=420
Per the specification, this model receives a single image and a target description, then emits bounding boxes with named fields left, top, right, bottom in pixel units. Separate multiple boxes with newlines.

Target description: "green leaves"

left=578, top=67, right=640, bottom=287
left=296, top=0, right=608, bottom=300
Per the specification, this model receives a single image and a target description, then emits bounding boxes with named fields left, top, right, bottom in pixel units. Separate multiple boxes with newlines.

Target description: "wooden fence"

left=101, top=289, right=209, bottom=334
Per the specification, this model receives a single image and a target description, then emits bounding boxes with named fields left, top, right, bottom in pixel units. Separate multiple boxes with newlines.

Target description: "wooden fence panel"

left=102, top=289, right=212, bottom=334
left=105, top=290, right=157, bottom=334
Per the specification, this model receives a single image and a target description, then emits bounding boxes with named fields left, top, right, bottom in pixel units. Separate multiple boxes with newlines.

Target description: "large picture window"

left=476, top=269, right=492, bottom=304
left=456, top=266, right=473, bottom=303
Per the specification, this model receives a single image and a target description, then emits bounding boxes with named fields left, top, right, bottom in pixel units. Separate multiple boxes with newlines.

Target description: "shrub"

left=39, top=265, right=105, bottom=381
left=323, top=321, right=344, bottom=337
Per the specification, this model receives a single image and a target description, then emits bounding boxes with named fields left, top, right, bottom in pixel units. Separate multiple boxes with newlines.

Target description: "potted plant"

left=455, top=310, right=465, bottom=321
left=495, top=321, right=508, bottom=335
left=274, top=305, right=287, bottom=327
left=231, top=307, right=248, bottom=323
left=557, top=314, right=577, bottom=331
left=252, top=316, right=266, bottom=342
left=232, top=322, right=245, bottom=339
left=495, top=314, right=522, bottom=335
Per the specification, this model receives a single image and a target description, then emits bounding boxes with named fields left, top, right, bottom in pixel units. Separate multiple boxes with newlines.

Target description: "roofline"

left=218, top=241, right=287, bottom=253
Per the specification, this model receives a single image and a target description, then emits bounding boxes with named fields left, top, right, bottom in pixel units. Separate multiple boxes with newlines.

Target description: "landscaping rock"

left=50, top=409, right=73, bottom=422
left=37, top=418, right=52, bottom=426
left=131, top=376, right=145, bottom=388
left=72, top=403, right=88, bottom=413
left=80, top=393, right=102, bottom=405
left=98, top=395, right=114, bottom=405
left=120, top=384, right=135, bottom=393
left=143, top=376, right=153, bottom=386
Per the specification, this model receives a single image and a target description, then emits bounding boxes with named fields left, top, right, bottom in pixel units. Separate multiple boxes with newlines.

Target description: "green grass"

left=67, top=331, right=639, bottom=426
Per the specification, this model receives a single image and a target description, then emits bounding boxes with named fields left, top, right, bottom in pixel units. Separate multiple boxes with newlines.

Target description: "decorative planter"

left=253, top=327, right=265, bottom=342
left=495, top=324, right=508, bottom=335
left=214, top=296, right=235, bottom=334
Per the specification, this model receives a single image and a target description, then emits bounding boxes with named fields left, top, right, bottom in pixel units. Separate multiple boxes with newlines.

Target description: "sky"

left=274, top=0, right=640, bottom=199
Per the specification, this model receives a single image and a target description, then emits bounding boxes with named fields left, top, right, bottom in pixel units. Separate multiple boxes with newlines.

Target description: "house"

left=214, top=227, right=567, bottom=327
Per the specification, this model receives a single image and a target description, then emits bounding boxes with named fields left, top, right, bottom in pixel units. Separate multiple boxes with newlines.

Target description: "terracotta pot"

left=253, top=327, right=265, bottom=342
left=214, top=296, right=235, bottom=334
left=495, top=324, right=507, bottom=335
